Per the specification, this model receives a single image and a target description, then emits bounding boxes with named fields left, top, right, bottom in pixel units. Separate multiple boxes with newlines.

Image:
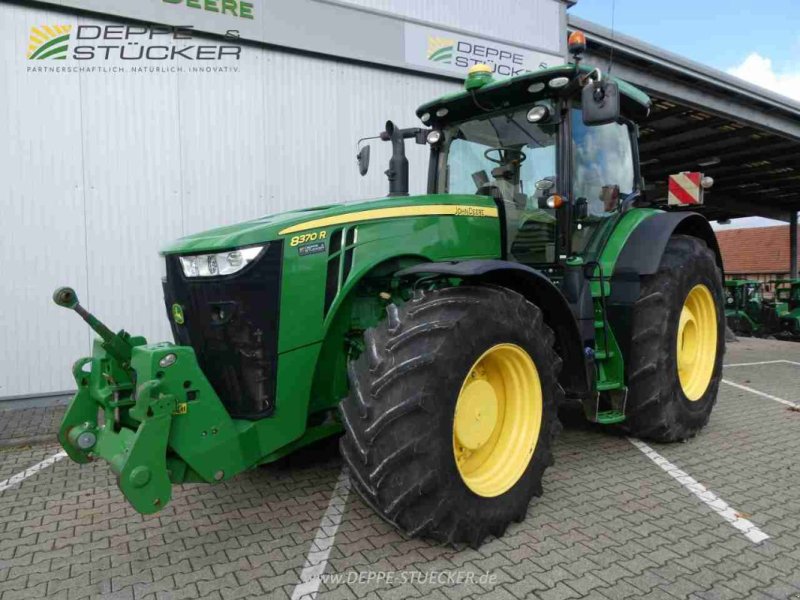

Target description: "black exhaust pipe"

left=381, top=121, right=423, bottom=197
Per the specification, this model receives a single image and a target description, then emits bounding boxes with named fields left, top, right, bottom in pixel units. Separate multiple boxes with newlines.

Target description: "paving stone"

left=0, top=340, right=798, bottom=599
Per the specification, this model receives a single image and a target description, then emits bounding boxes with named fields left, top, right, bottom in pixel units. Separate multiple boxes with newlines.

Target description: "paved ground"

left=0, top=404, right=65, bottom=448
left=0, top=338, right=799, bottom=600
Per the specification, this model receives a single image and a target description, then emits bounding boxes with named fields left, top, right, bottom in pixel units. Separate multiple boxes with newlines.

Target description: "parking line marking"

left=0, top=451, right=67, bottom=494
left=628, top=438, right=769, bottom=544
left=724, top=359, right=800, bottom=368
left=724, top=360, right=787, bottom=368
left=721, top=379, right=799, bottom=408
left=291, top=469, right=351, bottom=600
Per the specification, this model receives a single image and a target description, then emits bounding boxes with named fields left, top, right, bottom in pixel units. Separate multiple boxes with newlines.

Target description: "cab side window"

left=572, top=111, right=635, bottom=217
left=571, top=110, right=635, bottom=256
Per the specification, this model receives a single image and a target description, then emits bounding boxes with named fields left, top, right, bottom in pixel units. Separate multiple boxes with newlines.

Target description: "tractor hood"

left=160, top=194, right=496, bottom=255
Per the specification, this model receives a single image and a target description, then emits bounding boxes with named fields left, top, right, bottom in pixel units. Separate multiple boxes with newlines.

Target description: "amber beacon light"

left=568, top=31, right=587, bottom=58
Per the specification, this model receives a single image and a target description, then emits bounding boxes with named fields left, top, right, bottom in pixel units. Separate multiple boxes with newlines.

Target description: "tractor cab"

left=772, top=279, right=800, bottom=337
left=415, top=61, right=649, bottom=272
left=770, top=279, right=800, bottom=309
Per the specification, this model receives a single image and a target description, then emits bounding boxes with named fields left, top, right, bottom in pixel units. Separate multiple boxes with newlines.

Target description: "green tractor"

left=773, top=279, right=800, bottom=338
left=54, top=38, right=726, bottom=546
left=724, top=279, right=793, bottom=337
left=724, top=279, right=770, bottom=336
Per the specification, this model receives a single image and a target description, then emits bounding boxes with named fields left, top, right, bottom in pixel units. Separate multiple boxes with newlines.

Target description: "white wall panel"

left=77, top=12, right=186, bottom=352
left=334, top=0, right=563, bottom=52
left=0, top=1, right=458, bottom=398
left=0, top=4, right=88, bottom=398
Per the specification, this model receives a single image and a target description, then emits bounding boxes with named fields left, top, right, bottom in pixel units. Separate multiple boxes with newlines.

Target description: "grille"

left=162, top=241, right=283, bottom=419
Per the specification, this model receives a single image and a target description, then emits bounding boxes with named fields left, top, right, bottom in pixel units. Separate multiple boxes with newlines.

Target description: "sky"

left=569, top=1, right=800, bottom=229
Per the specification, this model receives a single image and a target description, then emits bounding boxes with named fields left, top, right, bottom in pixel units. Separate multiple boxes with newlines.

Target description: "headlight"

left=526, top=105, right=549, bottom=123
left=426, top=130, right=442, bottom=145
left=178, top=245, right=265, bottom=278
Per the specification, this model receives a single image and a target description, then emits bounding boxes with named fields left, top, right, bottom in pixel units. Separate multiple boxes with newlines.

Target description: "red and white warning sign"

left=668, top=172, right=704, bottom=206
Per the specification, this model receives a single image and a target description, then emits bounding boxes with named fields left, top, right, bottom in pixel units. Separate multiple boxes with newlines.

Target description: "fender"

left=608, top=211, right=723, bottom=366
left=396, top=260, right=592, bottom=400
left=613, top=211, right=723, bottom=278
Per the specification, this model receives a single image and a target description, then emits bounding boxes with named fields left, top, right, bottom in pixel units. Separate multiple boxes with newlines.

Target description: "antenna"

left=608, top=0, right=617, bottom=76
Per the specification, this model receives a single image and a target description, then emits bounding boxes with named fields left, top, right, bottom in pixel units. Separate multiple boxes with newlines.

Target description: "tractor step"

left=596, top=381, right=623, bottom=391
left=596, top=410, right=626, bottom=424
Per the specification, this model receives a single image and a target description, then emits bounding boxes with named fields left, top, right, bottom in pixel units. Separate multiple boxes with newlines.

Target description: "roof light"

left=548, top=77, right=569, bottom=89
left=435, top=107, right=449, bottom=117
left=526, top=105, right=550, bottom=123
left=568, top=31, right=587, bottom=57
left=527, top=82, right=545, bottom=93
left=420, top=112, right=431, bottom=124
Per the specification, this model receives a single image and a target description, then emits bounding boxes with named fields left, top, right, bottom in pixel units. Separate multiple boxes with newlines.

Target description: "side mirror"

left=356, top=145, right=370, bottom=176
left=582, top=80, right=620, bottom=126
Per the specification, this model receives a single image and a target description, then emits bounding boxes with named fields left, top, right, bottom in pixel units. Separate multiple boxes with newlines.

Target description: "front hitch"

left=54, top=287, right=245, bottom=514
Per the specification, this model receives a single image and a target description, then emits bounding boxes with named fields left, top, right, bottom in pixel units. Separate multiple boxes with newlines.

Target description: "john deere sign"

left=161, top=0, right=254, bottom=20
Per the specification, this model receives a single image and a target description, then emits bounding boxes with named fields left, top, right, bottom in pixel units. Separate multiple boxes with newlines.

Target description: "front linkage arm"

left=53, top=287, right=245, bottom=514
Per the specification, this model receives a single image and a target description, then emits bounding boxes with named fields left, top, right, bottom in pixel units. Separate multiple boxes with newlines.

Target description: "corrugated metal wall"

left=336, top=0, right=563, bottom=51
left=0, top=1, right=460, bottom=398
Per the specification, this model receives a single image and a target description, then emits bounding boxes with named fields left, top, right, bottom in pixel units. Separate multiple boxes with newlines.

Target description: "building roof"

left=570, top=16, right=800, bottom=223
left=716, top=225, right=800, bottom=274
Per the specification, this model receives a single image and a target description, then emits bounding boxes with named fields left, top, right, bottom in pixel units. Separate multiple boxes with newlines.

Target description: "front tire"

left=339, top=286, right=562, bottom=547
left=624, top=235, right=725, bottom=442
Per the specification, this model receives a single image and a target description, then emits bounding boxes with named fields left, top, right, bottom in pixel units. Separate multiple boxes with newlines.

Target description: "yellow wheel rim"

left=452, top=343, right=542, bottom=497
left=677, top=284, right=718, bottom=401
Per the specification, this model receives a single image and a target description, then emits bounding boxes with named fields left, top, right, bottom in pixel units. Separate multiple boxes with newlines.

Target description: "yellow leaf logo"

left=427, top=36, right=454, bottom=64
left=27, top=25, right=72, bottom=60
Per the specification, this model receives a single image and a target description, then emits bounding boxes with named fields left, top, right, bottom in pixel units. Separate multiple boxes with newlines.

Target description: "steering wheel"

left=484, top=147, right=527, bottom=165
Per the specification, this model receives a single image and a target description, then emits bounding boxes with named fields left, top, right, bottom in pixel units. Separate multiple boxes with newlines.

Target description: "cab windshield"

left=438, top=103, right=636, bottom=266
left=438, top=104, right=559, bottom=265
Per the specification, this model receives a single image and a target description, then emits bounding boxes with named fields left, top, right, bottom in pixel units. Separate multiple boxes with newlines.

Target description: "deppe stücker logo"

left=427, top=36, right=454, bottom=64
left=27, top=25, right=72, bottom=60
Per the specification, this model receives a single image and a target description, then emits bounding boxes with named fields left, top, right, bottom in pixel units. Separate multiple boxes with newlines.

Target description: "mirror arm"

left=620, top=190, right=641, bottom=213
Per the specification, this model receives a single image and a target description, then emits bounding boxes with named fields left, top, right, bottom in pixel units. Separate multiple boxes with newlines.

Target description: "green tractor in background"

left=773, top=279, right=800, bottom=338
left=54, top=34, right=725, bottom=547
left=724, top=279, right=771, bottom=336
left=724, top=279, right=796, bottom=338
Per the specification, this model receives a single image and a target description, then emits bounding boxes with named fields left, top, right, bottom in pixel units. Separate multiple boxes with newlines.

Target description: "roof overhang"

left=569, top=15, right=800, bottom=222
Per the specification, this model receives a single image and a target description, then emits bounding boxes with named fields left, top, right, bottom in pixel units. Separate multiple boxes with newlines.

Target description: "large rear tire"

left=339, top=286, right=562, bottom=547
left=624, top=235, right=725, bottom=442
